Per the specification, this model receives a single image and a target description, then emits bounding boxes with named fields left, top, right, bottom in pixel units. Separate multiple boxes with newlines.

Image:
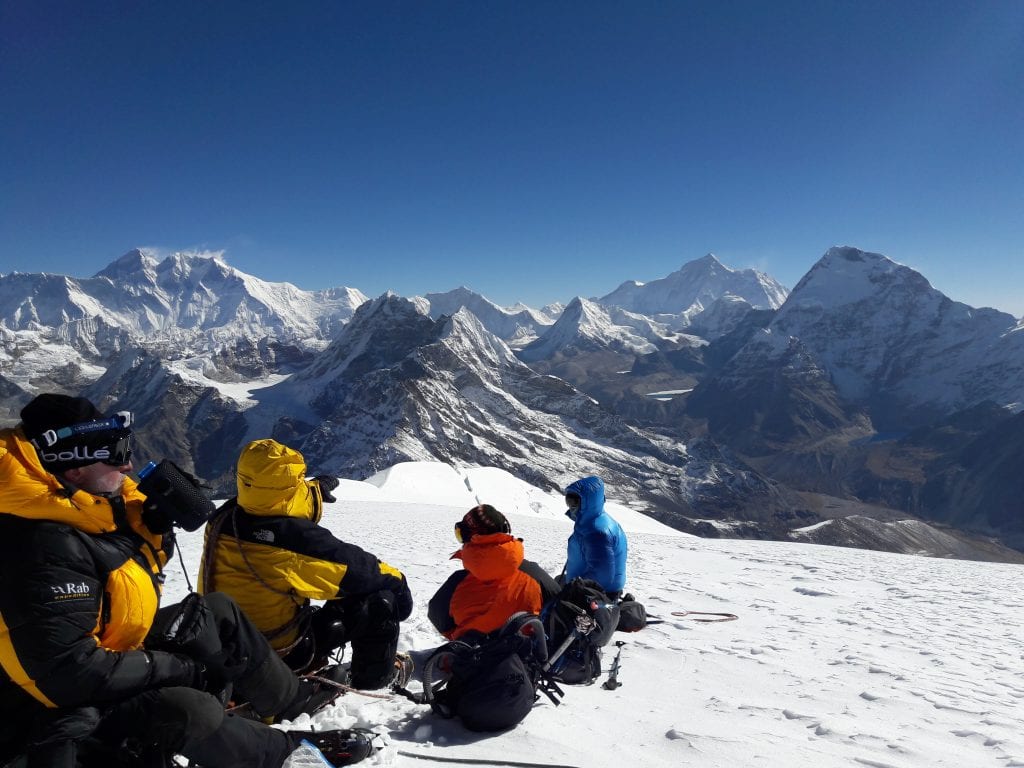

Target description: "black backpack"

left=616, top=593, right=648, bottom=632
left=541, top=578, right=621, bottom=685
left=421, top=614, right=562, bottom=732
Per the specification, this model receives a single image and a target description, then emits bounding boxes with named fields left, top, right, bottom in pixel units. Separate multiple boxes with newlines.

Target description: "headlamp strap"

left=30, top=411, right=133, bottom=449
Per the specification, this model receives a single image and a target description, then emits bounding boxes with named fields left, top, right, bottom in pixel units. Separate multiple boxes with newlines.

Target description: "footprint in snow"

left=793, top=586, right=836, bottom=597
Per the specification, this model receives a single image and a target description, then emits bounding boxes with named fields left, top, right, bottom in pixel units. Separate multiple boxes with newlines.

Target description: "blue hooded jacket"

left=563, top=476, right=627, bottom=594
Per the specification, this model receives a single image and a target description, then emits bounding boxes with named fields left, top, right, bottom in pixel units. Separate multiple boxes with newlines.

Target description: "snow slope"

left=163, top=462, right=1023, bottom=768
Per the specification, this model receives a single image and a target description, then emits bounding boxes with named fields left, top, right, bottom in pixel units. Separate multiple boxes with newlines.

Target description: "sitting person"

left=198, top=438, right=413, bottom=690
left=386, top=506, right=561, bottom=730
left=563, top=475, right=628, bottom=599
left=0, top=394, right=373, bottom=768
left=428, top=504, right=559, bottom=641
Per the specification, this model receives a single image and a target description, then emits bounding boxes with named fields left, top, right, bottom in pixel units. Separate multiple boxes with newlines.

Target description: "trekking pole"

left=541, top=613, right=594, bottom=673
left=602, top=641, right=625, bottom=690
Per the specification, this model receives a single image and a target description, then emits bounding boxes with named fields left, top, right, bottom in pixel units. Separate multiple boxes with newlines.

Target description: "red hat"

left=456, top=504, right=511, bottom=542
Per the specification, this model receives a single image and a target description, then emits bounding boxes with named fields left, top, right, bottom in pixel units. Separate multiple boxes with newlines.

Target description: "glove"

left=142, top=501, right=174, bottom=534
left=395, top=578, right=413, bottom=622
left=366, top=590, right=395, bottom=624
left=147, top=649, right=245, bottom=695
left=147, top=593, right=221, bottom=660
left=197, top=649, right=247, bottom=695
left=312, top=475, right=339, bottom=503
left=145, top=651, right=203, bottom=689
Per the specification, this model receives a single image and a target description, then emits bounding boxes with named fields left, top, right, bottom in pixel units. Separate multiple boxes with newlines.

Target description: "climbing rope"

left=396, top=750, right=582, bottom=768
left=670, top=610, right=738, bottom=622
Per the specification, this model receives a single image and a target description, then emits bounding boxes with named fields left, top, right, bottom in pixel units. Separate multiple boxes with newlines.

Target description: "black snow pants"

left=17, top=592, right=304, bottom=768
left=282, top=589, right=401, bottom=690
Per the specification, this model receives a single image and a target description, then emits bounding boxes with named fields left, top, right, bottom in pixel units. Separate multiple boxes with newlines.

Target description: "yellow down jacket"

left=0, top=427, right=170, bottom=715
left=198, top=439, right=410, bottom=651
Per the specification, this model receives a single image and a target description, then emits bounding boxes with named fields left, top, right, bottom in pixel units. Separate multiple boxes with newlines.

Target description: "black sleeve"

left=231, top=513, right=409, bottom=601
left=0, top=523, right=177, bottom=708
left=427, top=570, right=467, bottom=637
left=520, top=559, right=561, bottom=605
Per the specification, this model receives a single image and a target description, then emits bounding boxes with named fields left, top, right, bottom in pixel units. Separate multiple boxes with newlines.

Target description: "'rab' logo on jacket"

left=40, top=445, right=113, bottom=464
left=50, top=582, right=92, bottom=600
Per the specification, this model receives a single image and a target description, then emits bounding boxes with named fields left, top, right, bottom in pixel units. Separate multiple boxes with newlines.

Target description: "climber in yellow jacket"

left=0, top=395, right=374, bottom=768
left=199, top=439, right=413, bottom=690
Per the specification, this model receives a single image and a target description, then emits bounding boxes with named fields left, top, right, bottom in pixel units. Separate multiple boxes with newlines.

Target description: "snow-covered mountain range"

left=72, top=292, right=797, bottom=531
left=0, top=248, right=367, bottom=399
left=2, top=246, right=1023, bottom=559
left=682, top=247, right=1024, bottom=551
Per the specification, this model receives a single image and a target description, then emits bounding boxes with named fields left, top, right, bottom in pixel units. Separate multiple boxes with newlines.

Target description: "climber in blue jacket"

left=563, top=476, right=627, bottom=598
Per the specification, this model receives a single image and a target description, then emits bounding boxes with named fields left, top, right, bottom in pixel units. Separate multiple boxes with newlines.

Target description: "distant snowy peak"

left=98, top=248, right=235, bottom=295
left=518, top=296, right=680, bottom=362
left=0, top=249, right=368, bottom=348
left=775, top=246, right=1017, bottom=335
left=597, top=253, right=788, bottom=317
left=439, top=307, right=522, bottom=371
left=296, top=293, right=437, bottom=384
left=299, top=295, right=519, bottom=390
left=783, top=246, right=935, bottom=309
left=93, top=247, right=160, bottom=281
left=686, top=293, right=764, bottom=339
left=540, top=301, right=565, bottom=319
left=761, top=246, right=1024, bottom=421
left=422, top=286, right=554, bottom=347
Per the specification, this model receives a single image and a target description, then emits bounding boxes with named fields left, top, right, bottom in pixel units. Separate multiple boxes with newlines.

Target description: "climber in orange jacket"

left=428, top=504, right=559, bottom=641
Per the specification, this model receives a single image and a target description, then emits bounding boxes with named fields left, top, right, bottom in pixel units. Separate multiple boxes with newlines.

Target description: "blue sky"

left=2, top=1, right=1022, bottom=315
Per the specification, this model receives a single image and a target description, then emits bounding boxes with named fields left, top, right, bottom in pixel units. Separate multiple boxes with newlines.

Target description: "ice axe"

left=602, top=641, right=626, bottom=690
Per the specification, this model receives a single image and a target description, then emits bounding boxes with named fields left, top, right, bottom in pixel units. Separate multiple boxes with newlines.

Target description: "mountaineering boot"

left=286, top=728, right=379, bottom=766
left=389, top=653, right=414, bottom=691
left=309, top=663, right=350, bottom=688
left=275, top=665, right=349, bottom=723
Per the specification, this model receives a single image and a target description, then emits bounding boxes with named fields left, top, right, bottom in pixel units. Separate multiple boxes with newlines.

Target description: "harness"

left=201, top=503, right=312, bottom=657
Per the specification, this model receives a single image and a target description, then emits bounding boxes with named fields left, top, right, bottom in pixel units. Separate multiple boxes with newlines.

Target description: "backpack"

left=422, top=613, right=561, bottom=732
left=616, top=594, right=648, bottom=632
left=541, top=578, right=621, bottom=685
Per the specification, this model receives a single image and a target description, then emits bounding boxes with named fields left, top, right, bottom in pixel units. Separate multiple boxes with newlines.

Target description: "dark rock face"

left=80, top=349, right=250, bottom=491
left=687, top=334, right=871, bottom=454
left=789, top=514, right=1024, bottom=564
left=915, top=408, right=1024, bottom=550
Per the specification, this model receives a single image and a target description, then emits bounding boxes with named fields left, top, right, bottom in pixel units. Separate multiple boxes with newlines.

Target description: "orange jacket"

left=427, top=533, right=559, bottom=640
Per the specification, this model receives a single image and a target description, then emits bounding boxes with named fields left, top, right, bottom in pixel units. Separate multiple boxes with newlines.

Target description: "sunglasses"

left=454, top=521, right=474, bottom=544
left=565, top=494, right=581, bottom=511
left=100, top=433, right=134, bottom=466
